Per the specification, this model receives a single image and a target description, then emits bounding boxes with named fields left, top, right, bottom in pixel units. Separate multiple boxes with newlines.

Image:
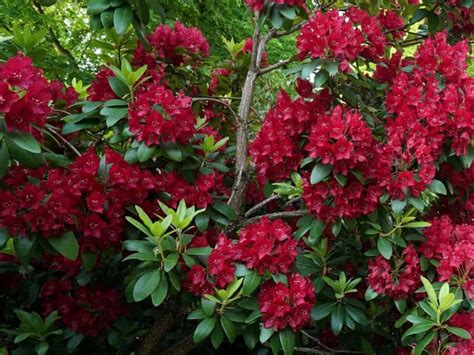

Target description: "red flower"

left=183, top=265, right=214, bottom=296
left=128, top=84, right=196, bottom=145
left=367, top=245, right=421, bottom=299
left=86, top=67, right=117, bottom=102
left=238, top=218, right=297, bottom=275
left=258, top=273, right=315, bottom=331
left=208, top=235, right=240, bottom=288
left=133, top=21, right=209, bottom=67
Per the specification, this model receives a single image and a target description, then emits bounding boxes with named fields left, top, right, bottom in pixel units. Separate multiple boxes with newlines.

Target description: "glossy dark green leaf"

left=220, top=315, right=236, bottom=343
left=310, top=163, right=332, bottom=184
left=8, top=132, right=41, bottom=153
left=278, top=328, right=295, bottom=355
left=113, top=5, right=133, bottom=34
left=193, top=317, right=216, bottom=343
left=49, top=231, right=79, bottom=260
left=151, top=274, right=168, bottom=306
left=0, top=142, right=9, bottom=178
left=133, top=269, right=161, bottom=301
left=377, top=238, right=393, bottom=260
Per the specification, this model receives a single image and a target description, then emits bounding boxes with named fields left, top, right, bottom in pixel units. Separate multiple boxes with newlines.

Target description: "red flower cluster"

left=133, top=21, right=210, bottom=67
left=305, top=106, right=374, bottom=174
left=155, top=172, right=220, bottom=209
left=237, top=218, right=297, bottom=275
left=302, top=176, right=381, bottom=223
left=41, top=282, right=127, bottom=336
left=244, top=0, right=305, bottom=12
left=208, top=235, right=240, bottom=288
left=128, top=84, right=196, bottom=145
left=183, top=265, right=214, bottom=296
left=448, top=311, right=474, bottom=354
left=249, top=90, right=314, bottom=184
left=297, top=8, right=386, bottom=68
left=385, top=32, right=473, bottom=156
left=0, top=148, right=156, bottom=252
left=367, top=245, right=421, bottom=299
left=420, top=216, right=474, bottom=296
left=302, top=105, right=381, bottom=222
left=377, top=10, right=404, bottom=39
left=0, top=55, right=75, bottom=134
left=258, top=273, right=315, bottom=331
left=87, top=67, right=117, bottom=102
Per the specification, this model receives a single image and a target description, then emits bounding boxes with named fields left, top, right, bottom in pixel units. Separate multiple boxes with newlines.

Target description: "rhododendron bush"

left=0, top=0, right=473, bottom=354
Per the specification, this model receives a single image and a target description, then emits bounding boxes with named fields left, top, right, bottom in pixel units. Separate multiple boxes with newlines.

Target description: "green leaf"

left=331, top=304, right=344, bottom=335
left=81, top=252, right=97, bottom=271
left=279, top=328, right=295, bottom=355
left=49, top=231, right=79, bottom=260
left=415, top=330, right=435, bottom=355
left=35, top=342, right=49, bottom=355
left=403, top=221, right=431, bottom=229
left=163, top=253, right=179, bottom=272
left=0, top=142, right=9, bottom=178
left=403, top=321, right=434, bottom=338
left=133, top=269, right=161, bottom=302
left=446, top=327, right=471, bottom=339
left=420, top=276, right=437, bottom=308
left=220, top=315, right=236, bottom=343
left=87, top=0, right=110, bottom=15
left=137, top=142, right=156, bottom=162
left=193, top=317, right=216, bottom=343
left=151, top=274, right=168, bottom=306
left=314, top=69, right=329, bottom=88
left=14, top=333, right=35, bottom=344
left=188, top=309, right=207, bottom=320
left=429, top=179, right=447, bottom=195
left=311, top=302, right=336, bottom=321
left=243, top=271, right=262, bottom=296
left=195, top=213, right=209, bottom=232
left=310, top=163, right=332, bottom=184
left=270, top=7, right=283, bottom=29
left=377, top=238, right=393, bottom=260
left=391, top=199, right=407, bottom=214
left=8, top=132, right=41, bottom=153
left=201, top=298, right=216, bottom=317
left=212, top=202, right=236, bottom=221
left=364, top=287, right=378, bottom=301
left=108, top=76, right=129, bottom=98
left=260, top=327, right=274, bottom=343
left=279, top=6, right=296, bottom=20
left=186, top=247, right=212, bottom=256
left=395, top=299, right=406, bottom=314
left=210, top=323, right=224, bottom=348
left=113, top=5, right=133, bottom=34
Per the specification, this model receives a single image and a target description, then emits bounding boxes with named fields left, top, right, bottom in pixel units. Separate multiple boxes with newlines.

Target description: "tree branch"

left=300, top=330, right=363, bottom=354
left=44, top=124, right=81, bottom=157
left=240, top=210, right=307, bottom=228
left=244, top=194, right=280, bottom=217
left=273, top=20, right=307, bottom=38
left=258, top=57, right=293, bottom=75
left=191, top=97, right=239, bottom=121
left=31, top=0, right=80, bottom=72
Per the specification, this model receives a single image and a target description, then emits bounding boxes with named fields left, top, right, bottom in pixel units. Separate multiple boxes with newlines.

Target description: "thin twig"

left=259, top=57, right=293, bottom=75
left=301, top=330, right=363, bottom=354
left=244, top=194, right=280, bottom=217
left=191, top=97, right=239, bottom=120
left=44, top=125, right=81, bottom=157
left=273, top=20, right=307, bottom=38
left=240, top=210, right=307, bottom=228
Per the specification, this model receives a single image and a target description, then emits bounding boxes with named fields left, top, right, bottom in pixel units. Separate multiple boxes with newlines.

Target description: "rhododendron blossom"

left=237, top=217, right=297, bottom=275
left=258, top=273, right=315, bottom=331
